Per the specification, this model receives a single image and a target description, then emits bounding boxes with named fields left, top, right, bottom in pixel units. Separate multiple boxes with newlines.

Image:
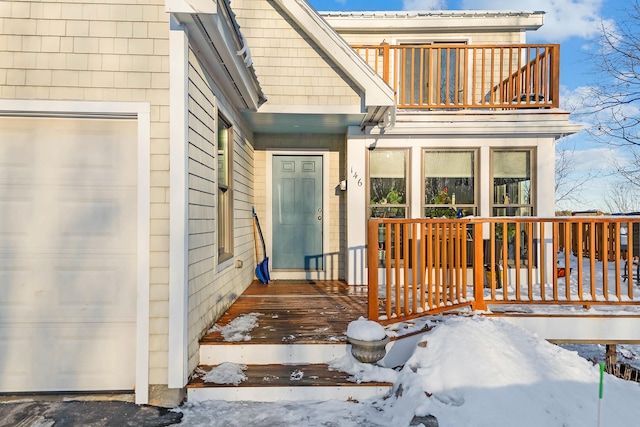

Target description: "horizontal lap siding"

left=0, top=0, right=170, bottom=386
left=186, top=48, right=256, bottom=373
left=233, top=0, right=361, bottom=108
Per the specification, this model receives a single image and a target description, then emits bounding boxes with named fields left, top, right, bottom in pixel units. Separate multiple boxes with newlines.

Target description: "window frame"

left=217, top=113, right=233, bottom=264
left=422, top=148, right=478, bottom=218
left=490, top=148, right=536, bottom=217
left=367, top=148, right=410, bottom=220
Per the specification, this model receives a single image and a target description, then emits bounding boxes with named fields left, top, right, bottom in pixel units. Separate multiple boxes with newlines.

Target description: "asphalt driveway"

left=0, top=400, right=183, bottom=427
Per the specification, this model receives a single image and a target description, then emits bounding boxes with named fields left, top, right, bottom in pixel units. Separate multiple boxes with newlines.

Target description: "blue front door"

left=272, top=155, right=323, bottom=270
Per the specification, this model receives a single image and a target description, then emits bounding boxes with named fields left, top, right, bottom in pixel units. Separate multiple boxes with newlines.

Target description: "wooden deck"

left=188, top=280, right=394, bottom=402
left=200, top=280, right=369, bottom=345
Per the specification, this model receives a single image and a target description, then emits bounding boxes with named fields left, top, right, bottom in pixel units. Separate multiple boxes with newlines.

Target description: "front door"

left=272, top=155, right=323, bottom=270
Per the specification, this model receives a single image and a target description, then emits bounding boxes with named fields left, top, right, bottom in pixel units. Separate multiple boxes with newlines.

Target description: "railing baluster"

left=539, top=222, right=546, bottom=301
left=402, top=223, right=409, bottom=315
left=433, top=223, right=439, bottom=307
left=426, top=222, right=434, bottom=310
left=564, top=220, right=571, bottom=301
left=411, top=223, right=418, bottom=314
left=553, top=222, right=559, bottom=300
left=628, top=221, right=635, bottom=300
left=367, top=220, right=380, bottom=320
left=589, top=221, right=597, bottom=300
left=515, top=221, right=522, bottom=300
left=602, top=222, right=609, bottom=300
left=615, top=222, right=622, bottom=301
left=577, top=221, right=584, bottom=299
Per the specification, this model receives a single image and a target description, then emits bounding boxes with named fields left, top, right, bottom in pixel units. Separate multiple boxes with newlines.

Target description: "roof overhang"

left=166, top=0, right=266, bottom=111
left=361, top=110, right=583, bottom=139
left=320, top=10, right=545, bottom=33
left=272, top=0, right=396, bottom=128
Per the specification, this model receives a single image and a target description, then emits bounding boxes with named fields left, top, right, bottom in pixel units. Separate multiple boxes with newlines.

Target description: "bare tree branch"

left=555, top=142, right=599, bottom=206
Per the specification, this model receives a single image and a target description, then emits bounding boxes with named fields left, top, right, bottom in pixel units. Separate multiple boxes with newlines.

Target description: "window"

left=491, top=149, right=534, bottom=216
left=368, top=149, right=408, bottom=219
left=218, top=114, right=233, bottom=262
left=423, top=150, right=477, bottom=217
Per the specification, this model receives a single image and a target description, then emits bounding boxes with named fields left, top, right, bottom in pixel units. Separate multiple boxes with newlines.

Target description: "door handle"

left=317, top=216, right=322, bottom=221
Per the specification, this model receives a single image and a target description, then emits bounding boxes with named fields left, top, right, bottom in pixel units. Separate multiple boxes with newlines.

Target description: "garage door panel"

left=53, top=325, right=136, bottom=390
left=55, top=260, right=137, bottom=319
left=0, top=192, right=35, bottom=238
left=1, top=254, right=136, bottom=322
left=0, top=116, right=138, bottom=392
left=0, top=323, right=136, bottom=391
left=0, top=332, right=33, bottom=385
left=0, top=129, right=35, bottom=183
left=0, top=267, right=34, bottom=306
left=56, top=190, right=137, bottom=249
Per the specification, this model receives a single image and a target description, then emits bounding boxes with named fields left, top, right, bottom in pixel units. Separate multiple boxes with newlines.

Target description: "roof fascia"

left=167, top=0, right=266, bottom=110
left=321, top=11, right=545, bottom=33
left=273, top=0, right=395, bottom=112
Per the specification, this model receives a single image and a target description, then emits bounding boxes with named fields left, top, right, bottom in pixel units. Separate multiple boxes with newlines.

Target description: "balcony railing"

left=367, top=217, right=640, bottom=324
left=352, top=44, right=560, bottom=110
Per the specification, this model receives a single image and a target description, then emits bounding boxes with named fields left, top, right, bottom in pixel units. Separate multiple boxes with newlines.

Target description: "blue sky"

left=309, top=0, right=631, bottom=211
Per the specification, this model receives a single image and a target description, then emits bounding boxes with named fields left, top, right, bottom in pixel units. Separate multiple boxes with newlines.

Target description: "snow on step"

left=187, top=363, right=392, bottom=403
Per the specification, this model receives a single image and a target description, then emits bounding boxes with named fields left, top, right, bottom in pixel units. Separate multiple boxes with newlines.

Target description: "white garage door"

left=0, top=116, right=138, bottom=392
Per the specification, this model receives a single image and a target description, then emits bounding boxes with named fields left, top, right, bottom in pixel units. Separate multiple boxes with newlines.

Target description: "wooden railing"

left=352, top=44, right=559, bottom=110
left=367, top=217, right=640, bottom=324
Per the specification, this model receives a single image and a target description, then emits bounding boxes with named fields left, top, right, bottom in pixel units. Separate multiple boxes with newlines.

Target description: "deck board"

left=200, top=280, right=368, bottom=345
left=189, top=364, right=391, bottom=388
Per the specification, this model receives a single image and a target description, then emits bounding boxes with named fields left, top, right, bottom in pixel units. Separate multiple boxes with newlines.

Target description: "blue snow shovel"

left=252, top=207, right=270, bottom=284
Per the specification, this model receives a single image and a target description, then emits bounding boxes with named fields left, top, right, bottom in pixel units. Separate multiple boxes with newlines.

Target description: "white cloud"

left=402, top=0, right=447, bottom=10
left=459, top=0, right=610, bottom=42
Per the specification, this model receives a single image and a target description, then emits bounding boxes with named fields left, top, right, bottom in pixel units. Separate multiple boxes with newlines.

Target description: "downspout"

left=377, top=106, right=396, bottom=130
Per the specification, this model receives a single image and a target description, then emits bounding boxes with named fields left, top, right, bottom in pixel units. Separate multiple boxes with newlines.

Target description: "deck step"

left=199, top=342, right=348, bottom=365
left=187, top=363, right=393, bottom=402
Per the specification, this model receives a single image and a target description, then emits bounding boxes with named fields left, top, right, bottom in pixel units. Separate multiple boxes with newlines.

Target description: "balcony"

left=352, top=44, right=560, bottom=110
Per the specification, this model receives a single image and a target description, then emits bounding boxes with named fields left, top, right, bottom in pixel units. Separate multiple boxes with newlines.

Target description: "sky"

left=175, top=315, right=640, bottom=426
left=307, top=0, right=633, bottom=212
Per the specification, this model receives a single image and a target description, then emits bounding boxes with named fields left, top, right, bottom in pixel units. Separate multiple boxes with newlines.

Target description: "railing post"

left=382, top=44, right=390, bottom=84
left=472, top=222, right=487, bottom=311
left=551, top=44, right=560, bottom=108
left=367, top=219, right=380, bottom=320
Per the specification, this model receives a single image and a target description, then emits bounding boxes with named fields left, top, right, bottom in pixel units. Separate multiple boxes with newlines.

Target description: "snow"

left=175, top=315, right=640, bottom=426
left=200, top=362, right=247, bottom=386
left=346, top=317, right=387, bottom=341
left=208, top=313, right=262, bottom=342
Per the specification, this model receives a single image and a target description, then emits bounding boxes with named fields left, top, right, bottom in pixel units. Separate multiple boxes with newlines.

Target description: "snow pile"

left=178, top=316, right=640, bottom=426
left=346, top=317, right=387, bottom=341
left=404, top=316, right=640, bottom=427
left=329, top=352, right=398, bottom=385
left=201, top=362, right=247, bottom=386
left=208, top=312, right=262, bottom=342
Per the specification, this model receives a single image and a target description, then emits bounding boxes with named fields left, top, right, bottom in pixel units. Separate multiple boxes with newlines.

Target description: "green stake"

left=598, top=362, right=605, bottom=427
left=599, top=362, right=605, bottom=398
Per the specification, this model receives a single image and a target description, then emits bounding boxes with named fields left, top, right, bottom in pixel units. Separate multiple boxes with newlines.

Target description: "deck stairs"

left=186, top=281, right=395, bottom=402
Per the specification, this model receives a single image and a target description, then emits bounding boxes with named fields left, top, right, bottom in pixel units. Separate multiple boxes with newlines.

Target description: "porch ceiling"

left=242, top=110, right=366, bottom=134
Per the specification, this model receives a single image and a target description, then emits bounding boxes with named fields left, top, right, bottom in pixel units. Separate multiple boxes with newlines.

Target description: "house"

left=0, top=0, right=586, bottom=406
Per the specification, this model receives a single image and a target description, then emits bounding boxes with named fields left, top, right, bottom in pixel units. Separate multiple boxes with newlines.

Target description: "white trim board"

left=0, top=99, right=151, bottom=405
left=168, top=20, right=190, bottom=391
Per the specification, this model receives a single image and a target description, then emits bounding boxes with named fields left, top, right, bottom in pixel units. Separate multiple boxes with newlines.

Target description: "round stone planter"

left=347, top=335, right=390, bottom=364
